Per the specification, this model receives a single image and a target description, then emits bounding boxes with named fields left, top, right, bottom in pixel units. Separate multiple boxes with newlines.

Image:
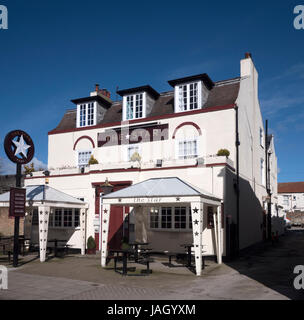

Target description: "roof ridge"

left=214, top=77, right=241, bottom=86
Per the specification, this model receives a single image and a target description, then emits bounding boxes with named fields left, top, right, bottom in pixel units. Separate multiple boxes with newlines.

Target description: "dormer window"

left=178, top=82, right=200, bottom=112
left=125, top=93, right=144, bottom=120
left=117, top=85, right=160, bottom=122
left=168, top=73, right=214, bottom=114
left=72, top=88, right=113, bottom=129
left=77, top=102, right=96, bottom=128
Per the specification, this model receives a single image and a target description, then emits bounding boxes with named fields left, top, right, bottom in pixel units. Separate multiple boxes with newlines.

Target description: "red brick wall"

left=0, top=208, right=24, bottom=237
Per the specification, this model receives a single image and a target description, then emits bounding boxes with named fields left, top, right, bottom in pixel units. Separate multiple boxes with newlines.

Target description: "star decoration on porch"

left=103, top=220, right=107, bottom=224
left=118, top=198, right=122, bottom=202
left=194, top=219, right=199, bottom=225
left=176, top=197, right=180, bottom=201
left=40, top=220, right=43, bottom=224
left=195, top=232, right=199, bottom=236
left=103, top=209, right=108, bottom=214
left=40, top=211, right=43, bottom=215
left=103, top=230, right=106, bottom=233
left=193, top=207, right=199, bottom=213
left=13, top=135, right=31, bottom=158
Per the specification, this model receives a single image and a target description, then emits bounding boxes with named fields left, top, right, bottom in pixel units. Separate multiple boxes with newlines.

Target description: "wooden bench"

left=164, top=251, right=187, bottom=265
left=137, top=257, right=153, bottom=274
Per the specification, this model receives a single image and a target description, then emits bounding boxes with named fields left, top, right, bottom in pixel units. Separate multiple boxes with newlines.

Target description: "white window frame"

left=123, top=92, right=146, bottom=121
left=77, top=102, right=97, bottom=128
left=261, top=158, right=265, bottom=186
left=125, top=144, right=141, bottom=162
left=176, top=138, right=199, bottom=160
left=174, top=81, right=202, bottom=113
left=283, top=195, right=289, bottom=206
left=77, top=150, right=92, bottom=167
left=260, top=127, right=264, bottom=148
left=149, top=206, right=192, bottom=231
left=49, top=208, right=80, bottom=229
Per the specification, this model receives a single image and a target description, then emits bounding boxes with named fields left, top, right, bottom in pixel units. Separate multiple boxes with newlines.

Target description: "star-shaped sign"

left=13, top=135, right=31, bottom=158
left=194, top=219, right=199, bottom=225
left=193, top=207, right=199, bottom=213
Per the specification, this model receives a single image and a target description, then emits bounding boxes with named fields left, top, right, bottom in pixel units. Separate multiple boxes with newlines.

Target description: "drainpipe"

left=235, top=104, right=240, bottom=255
left=265, top=120, right=272, bottom=240
left=99, top=193, right=103, bottom=251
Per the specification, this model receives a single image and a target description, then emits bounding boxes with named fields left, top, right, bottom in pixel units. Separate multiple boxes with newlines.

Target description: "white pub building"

left=14, top=53, right=278, bottom=275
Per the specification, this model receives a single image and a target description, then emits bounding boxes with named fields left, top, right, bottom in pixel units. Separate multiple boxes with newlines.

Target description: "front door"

left=95, top=181, right=131, bottom=251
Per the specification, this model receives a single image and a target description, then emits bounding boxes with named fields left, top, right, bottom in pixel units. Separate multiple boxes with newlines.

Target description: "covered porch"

left=0, top=185, right=88, bottom=262
left=101, top=177, right=223, bottom=276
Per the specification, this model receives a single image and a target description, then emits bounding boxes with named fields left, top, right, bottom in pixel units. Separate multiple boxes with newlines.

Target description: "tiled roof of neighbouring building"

left=49, top=78, right=240, bottom=133
left=278, top=182, right=304, bottom=194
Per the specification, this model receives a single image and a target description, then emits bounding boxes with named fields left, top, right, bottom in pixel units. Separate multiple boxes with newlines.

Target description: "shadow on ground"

left=226, top=229, right=304, bottom=300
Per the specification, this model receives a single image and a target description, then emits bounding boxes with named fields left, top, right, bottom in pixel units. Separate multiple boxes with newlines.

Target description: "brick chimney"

left=93, top=84, right=111, bottom=99
left=245, top=52, right=252, bottom=59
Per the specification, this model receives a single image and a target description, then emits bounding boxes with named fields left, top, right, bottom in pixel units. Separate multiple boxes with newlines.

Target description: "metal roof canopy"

left=103, top=177, right=221, bottom=206
left=0, top=185, right=87, bottom=208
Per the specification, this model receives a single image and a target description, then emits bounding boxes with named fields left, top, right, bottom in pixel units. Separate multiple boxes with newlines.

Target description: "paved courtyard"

left=0, top=229, right=304, bottom=300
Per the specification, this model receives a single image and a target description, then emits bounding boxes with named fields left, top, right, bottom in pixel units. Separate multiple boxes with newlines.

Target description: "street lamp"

left=101, top=178, right=114, bottom=195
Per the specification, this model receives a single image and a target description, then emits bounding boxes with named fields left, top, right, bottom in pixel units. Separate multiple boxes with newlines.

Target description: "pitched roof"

left=0, top=185, right=85, bottom=204
left=50, top=78, right=240, bottom=133
left=103, top=177, right=221, bottom=201
left=278, top=182, right=304, bottom=194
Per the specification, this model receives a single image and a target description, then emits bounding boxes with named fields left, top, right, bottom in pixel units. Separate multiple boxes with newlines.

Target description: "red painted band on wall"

left=172, top=122, right=202, bottom=139
left=73, top=136, right=95, bottom=150
left=48, top=104, right=236, bottom=136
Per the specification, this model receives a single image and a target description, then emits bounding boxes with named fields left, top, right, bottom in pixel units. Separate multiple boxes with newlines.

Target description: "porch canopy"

left=101, top=177, right=222, bottom=276
left=0, top=185, right=88, bottom=262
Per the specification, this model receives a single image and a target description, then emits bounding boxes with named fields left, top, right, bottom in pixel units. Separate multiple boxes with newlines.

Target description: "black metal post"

left=13, top=163, right=22, bottom=267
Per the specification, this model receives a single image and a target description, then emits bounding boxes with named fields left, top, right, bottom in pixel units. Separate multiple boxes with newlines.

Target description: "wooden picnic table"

left=128, top=241, right=150, bottom=262
left=110, top=249, right=135, bottom=275
left=47, top=239, right=67, bottom=257
left=180, top=243, right=206, bottom=269
left=180, top=243, right=194, bottom=267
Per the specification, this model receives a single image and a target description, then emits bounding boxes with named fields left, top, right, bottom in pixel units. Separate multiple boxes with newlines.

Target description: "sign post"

left=4, top=130, right=35, bottom=267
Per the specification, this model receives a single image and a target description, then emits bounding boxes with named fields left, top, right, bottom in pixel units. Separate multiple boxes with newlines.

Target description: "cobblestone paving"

left=1, top=230, right=304, bottom=300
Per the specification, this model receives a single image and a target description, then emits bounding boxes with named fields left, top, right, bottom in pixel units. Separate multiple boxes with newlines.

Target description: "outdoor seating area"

left=106, top=241, right=206, bottom=276
left=0, top=235, right=73, bottom=265
left=0, top=235, right=29, bottom=263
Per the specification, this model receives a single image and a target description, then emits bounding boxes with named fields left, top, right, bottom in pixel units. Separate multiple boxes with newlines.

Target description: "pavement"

left=0, top=229, right=304, bottom=300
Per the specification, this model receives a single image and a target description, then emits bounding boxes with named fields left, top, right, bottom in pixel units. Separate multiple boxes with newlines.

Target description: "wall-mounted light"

left=43, top=170, right=50, bottom=177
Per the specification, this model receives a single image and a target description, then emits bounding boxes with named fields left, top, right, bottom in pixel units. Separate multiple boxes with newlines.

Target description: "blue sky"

left=0, top=0, right=303, bottom=182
